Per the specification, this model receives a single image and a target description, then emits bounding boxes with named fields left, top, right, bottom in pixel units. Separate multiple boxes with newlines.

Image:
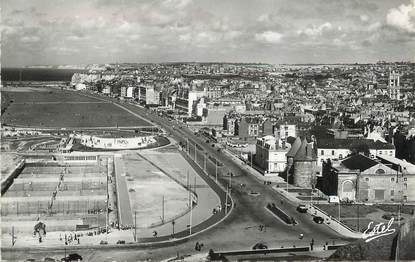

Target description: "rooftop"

left=317, top=138, right=395, bottom=150
left=340, top=154, right=379, bottom=172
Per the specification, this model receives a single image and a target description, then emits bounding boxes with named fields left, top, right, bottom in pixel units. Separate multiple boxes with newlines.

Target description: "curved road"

left=102, top=99, right=352, bottom=245
left=2, top=94, right=351, bottom=262
left=142, top=107, right=348, bottom=241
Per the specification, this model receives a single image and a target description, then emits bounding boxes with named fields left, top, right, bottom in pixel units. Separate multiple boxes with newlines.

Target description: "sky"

left=1, top=0, right=415, bottom=66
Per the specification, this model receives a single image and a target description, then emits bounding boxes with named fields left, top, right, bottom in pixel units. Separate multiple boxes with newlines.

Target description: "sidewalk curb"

left=2, top=144, right=234, bottom=252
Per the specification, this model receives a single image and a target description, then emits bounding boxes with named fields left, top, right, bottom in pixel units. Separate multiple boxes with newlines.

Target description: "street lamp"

left=396, top=165, right=406, bottom=262
left=286, top=166, right=289, bottom=193
left=356, top=171, right=361, bottom=232
left=171, top=220, right=175, bottom=238
left=310, top=175, right=317, bottom=207
left=215, top=161, right=218, bottom=183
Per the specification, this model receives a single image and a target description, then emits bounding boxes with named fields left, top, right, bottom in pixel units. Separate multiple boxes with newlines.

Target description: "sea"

left=1, top=68, right=86, bottom=82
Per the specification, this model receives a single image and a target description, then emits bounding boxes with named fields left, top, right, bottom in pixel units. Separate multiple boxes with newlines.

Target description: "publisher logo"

left=362, top=218, right=396, bottom=243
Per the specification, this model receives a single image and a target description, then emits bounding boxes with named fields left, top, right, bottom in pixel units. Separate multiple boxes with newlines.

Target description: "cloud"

left=386, top=0, right=415, bottom=33
left=162, top=0, right=193, bottom=10
left=255, top=31, right=283, bottom=44
left=298, top=22, right=333, bottom=37
left=65, top=35, right=85, bottom=41
left=368, top=22, right=381, bottom=31
left=360, top=14, right=369, bottom=23
left=21, top=35, right=41, bottom=43
left=1, top=0, right=414, bottom=66
left=51, top=46, right=79, bottom=54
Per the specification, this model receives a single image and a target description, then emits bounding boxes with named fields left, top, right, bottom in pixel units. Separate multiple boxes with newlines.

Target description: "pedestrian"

left=195, top=242, right=200, bottom=251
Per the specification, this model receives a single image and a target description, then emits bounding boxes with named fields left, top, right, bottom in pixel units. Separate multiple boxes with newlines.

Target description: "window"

left=404, top=177, right=407, bottom=181
left=390, top=151, right=393, bottom=155
left=365, top=177, right=369, bottom=181
left=332, top=150, right=335, bottom=156
left=285, top=132, right=289, bottom=137
left=374, top=189, right=385, bottom=200
left=379, top=151, right=382, bottom=155
left=391, top=177, right=395, bottom=182
left=339, top=154, right=343, bottom=159
left=321, top=150, right=324, bottom=155
left=375, top=169, right=385, bottom=175
left=391, top=190, right=394, bottom=196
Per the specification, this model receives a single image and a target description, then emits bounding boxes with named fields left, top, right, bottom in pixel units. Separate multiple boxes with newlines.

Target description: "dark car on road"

left=297, top=204, right=308, bottom=213
left=252, top=242, right=268, bottom=250
left=313, top=216, right=324, bottom=224
left=61, top=253, right=82, bottom=261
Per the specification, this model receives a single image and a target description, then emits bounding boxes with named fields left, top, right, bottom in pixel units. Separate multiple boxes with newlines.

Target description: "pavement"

left=222, top=148, right=363, bottom=239
left=1, top=92, right=351, bottom=262
left=1, top=142, right=230, bottom=249
left=113, top=155, right=134, bottom=227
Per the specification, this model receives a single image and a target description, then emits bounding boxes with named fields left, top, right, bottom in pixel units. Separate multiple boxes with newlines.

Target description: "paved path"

left=114, top=156, right=134, bottom=226
left=135, top=151, right=221, bottom=240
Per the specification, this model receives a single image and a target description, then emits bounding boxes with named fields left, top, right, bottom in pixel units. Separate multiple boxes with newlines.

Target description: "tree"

left=310, top=125, right=330, bottom=139
left=349, top=141, right=370, bottom=156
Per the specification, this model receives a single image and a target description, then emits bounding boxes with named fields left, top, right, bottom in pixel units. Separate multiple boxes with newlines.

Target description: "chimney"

left=306, top=143, right=314, bottom=160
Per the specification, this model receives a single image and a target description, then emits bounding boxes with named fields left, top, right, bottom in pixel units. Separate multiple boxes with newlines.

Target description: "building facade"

left=320, top=154, right=414, bottom=203
left=255, top=136, right=289, bottom=175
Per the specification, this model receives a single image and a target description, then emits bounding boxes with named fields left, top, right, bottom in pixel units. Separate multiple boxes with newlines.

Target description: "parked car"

left=328, top=196, right=340, bottom=203
left=313, top=216, right=324, bottom=224
left=252, top=242, right=268, bottom=250
left=116, top=240, right=126, bottom=244
left=296, top=204, right=308, bottom=213
left=61, top=253, right=82, bottom=261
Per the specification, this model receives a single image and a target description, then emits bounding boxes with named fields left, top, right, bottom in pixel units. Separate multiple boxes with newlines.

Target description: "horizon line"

left=2, top=60, right=414, bottom=69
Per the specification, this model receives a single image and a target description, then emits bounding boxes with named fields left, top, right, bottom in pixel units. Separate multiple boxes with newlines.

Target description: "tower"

left=286, top=136, right=302, bottom=168
left=293, top=138, right=317, bottom=188
left=388, top=70, right=401, bottom=100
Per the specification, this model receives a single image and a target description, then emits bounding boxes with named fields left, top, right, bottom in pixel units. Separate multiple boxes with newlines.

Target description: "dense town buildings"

left=69, top=61, right=415, bottom=203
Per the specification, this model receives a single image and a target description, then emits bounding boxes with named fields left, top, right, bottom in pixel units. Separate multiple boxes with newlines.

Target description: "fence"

left=1, top=199, right=106, bottom=217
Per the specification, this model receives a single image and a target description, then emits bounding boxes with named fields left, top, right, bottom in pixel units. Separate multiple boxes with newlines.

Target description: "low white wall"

left=78, top=135, right=156, bottom=150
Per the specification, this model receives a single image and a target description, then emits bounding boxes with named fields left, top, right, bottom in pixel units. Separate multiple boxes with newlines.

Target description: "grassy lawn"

left=1, top=92, right=11, bottom=113
left=374, top=204, right=415, bottom=215
left=2, top=102, right=151, bottom=128
left=341, top=218, right=374, bottom=232
left=2, top=89, right=98, bottom=103
left=315, top=204, right=379, bottom=219
left=1, top=89, right=153, bottom=128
